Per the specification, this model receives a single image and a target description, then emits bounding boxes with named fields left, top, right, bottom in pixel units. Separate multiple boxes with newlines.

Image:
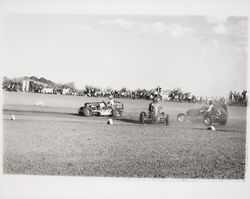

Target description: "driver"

left=149, top=97, right=162, bottom=116
left=107, top=95, right=115, bottom=108
left=204, top=100, right=217, bottom=127
left=98, top=101, right=106, bottom=110
left=206, top=100, right=214, bottom=114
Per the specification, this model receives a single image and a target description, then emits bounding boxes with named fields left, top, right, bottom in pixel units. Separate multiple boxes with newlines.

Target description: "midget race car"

left=140, top=110, right=169, bottom=125
left=177, top=105, right=228, bottom=126
left=78, top=100, right=124, bottom=118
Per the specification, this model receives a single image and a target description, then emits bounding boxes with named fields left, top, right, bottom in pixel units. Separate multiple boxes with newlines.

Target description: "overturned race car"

left=177, top=105, right=228, bottom=126
left=78, top=100, right=124, bottom=118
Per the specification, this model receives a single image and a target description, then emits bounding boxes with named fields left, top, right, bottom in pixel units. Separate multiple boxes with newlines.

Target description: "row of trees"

left=81, top=86, right=203, bottom=104
left=168, top=88, right=198, bottom=103
left=2, top=77, right=248, bottom=106
left=2, top=77, right=77, bottom=94
left=67, top=85, right=248, bottom=106
left=82, top=85, right=159, bottom=100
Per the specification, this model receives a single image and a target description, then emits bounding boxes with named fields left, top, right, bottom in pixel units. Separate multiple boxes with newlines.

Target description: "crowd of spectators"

left=228, top=90, right=248, bottom=106
left=82, top=86, right=160, bottom=100
left=2, top=77, right=247, bottom=106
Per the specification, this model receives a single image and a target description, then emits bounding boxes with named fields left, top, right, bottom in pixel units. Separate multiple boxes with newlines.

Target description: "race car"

left=139, top=97, right=170, bottom=125
left=140, top=111, right=169, bottom=125
left=78, top=100, right=124, bottom=118
left=139, top=101, right=170, bottom=126
left=177, top=105, right=228, bottom=126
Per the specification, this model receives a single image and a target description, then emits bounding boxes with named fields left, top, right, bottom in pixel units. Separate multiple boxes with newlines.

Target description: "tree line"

left=2, top=76, right=248, bottom=106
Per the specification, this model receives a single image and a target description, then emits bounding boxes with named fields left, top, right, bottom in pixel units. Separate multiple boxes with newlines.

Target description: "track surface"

left=2, top=92, right=247, bottom=178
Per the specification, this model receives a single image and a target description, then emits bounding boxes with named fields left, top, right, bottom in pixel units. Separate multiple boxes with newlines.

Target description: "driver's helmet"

left=109, top=95, right=113, bottom=99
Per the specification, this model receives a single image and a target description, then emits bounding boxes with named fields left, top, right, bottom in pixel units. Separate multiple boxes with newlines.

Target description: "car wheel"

left=165, top=114, right=170, bottom=126
left=203, top=116, right=212, bottom=126
left=83, top=107, right=92, bottom=117
left=140, top=112, right=146, bottom=124
left=78, top=107, right=84, bottom=116
left=112, top=109, right=122, bottom=118
left=177, top=113, right=186, bottom=122
left=79, top=111, right=84, bottom=116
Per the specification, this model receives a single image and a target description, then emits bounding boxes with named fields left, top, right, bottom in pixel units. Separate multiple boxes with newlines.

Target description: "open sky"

left=2, top=15, right=248, bottom=97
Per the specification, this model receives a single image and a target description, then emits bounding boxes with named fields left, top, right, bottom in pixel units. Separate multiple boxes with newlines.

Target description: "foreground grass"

left=3, top=115, right=246, bottom=179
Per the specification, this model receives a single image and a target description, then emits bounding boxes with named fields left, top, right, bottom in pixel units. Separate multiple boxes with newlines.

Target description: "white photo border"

left=0, top=0, right=249, bottom=199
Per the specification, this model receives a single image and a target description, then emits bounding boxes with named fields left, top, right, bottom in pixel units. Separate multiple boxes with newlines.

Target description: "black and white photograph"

left=0, top=0, right=249, bottom=199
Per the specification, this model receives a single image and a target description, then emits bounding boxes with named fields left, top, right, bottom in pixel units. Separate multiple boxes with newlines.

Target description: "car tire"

left=83, top=107, right=92, bottom=117
left=203, top=116, right=212, bottom=126
left=177, top=113, right=186, bottom=122
left=78, top=107, right=84, bottom=116
left=140, top=112, right=146, bottom=124
left=112, top=109, right=122, bottom=118
left=79, top=111, right=84, bottom=116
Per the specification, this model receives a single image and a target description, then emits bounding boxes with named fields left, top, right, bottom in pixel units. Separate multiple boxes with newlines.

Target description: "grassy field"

left=2, top=91, right=247, bottom=179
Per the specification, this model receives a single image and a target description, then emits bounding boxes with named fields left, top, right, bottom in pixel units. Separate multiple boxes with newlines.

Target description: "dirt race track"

left=2, top=91, right=247, bottom=179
